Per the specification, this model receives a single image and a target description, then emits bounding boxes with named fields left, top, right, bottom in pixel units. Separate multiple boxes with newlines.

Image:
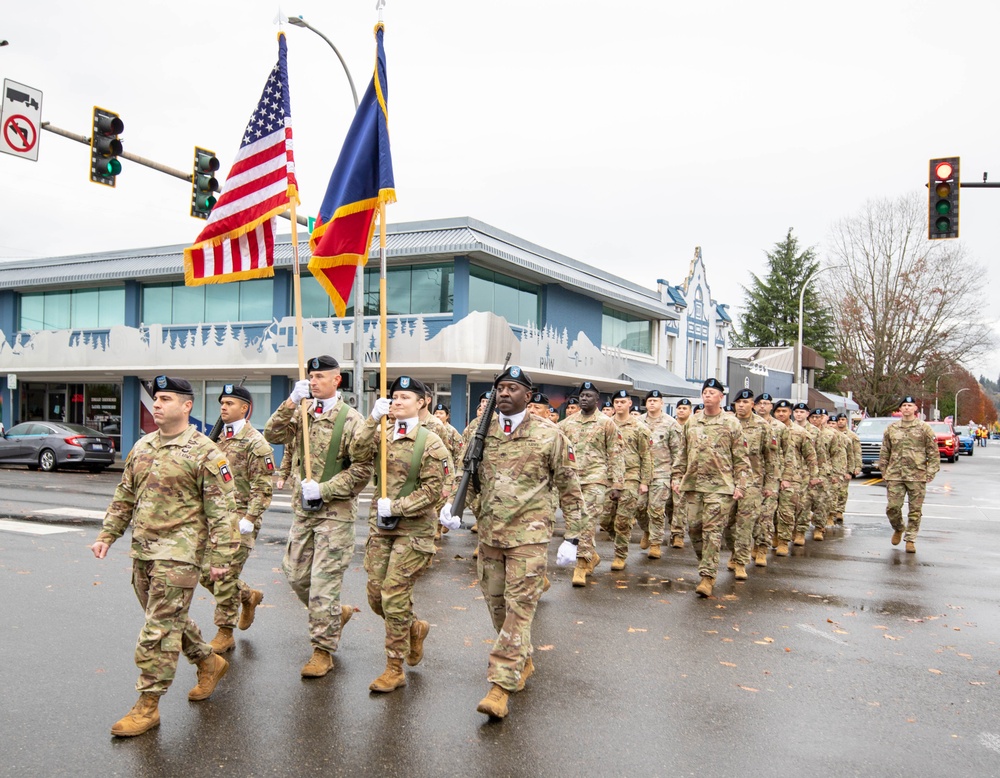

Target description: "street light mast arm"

left=288, top=16, right=360, bottom=110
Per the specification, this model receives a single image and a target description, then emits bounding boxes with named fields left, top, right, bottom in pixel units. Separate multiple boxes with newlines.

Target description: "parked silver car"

left=0, top=421, right=116, bottom=472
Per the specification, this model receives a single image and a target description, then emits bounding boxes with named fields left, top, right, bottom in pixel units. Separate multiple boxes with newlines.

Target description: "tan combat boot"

left=588, top=552, right=601, bottom=572
left=812, top=528, right=824, bottom=542
left=188, top=653, right=229, bottom=700
left=301, top=647, right=334, bottom=678
left=610, top=556, right=626, bottom=571
left=905, top=541, right=916, bottom=553
left=754, top=547, right=768, bottom=567
left=640, top=531, right=650, bottom=550
left=407, top=620, right=430, bottom=666
left=238, top=589, right=264, bottom=630
left=209, top=627, right=235, bottom=653
left=733, top=564, right=748, bottom=581
left=516, top=657, right=534, bottom=691
left=775, top=541, right=790, bottom=556
left=826, top=516, right=835, bottom=527
left=793, top=531, right=806, bottom=546
left=476, top=684, right=510, bottom=718
left=369, top=658, right=407, bottom=693
left=571, top=561, right=588, bottom=587
left=891, top=530, right=903, bottom=546
left=542, top=574, right=551, bottom=593
left=110, top=693, right=160, bottom=737
left=726, top=556, right=736, bottom=571
left=671, top=535, right=684, bottom=549
left=647, top=543, right=661, bottom=560
left=341, top=604, right=355, bottom=628
left=470, top=522, right=478, bottom=533
left=695, top=576, right=715, bottom=598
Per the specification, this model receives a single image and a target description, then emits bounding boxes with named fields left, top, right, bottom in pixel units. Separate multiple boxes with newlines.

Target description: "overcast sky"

left=2, top=1, right=999, bottom=379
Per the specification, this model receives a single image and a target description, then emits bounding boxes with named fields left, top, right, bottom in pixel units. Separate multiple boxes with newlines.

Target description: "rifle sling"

left=299, top=403, right=351, bottom=482
left=375, top=425, right=428, bottom=499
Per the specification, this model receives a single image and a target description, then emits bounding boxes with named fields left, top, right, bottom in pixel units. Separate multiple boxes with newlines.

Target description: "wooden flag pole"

left=289, top=200, right=313, bottom=481
left=378, top=200, right=388, bottom=497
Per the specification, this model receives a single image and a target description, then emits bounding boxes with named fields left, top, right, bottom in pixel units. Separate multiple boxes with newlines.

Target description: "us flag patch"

left=443, top=460, right=450, bottom=476
left=218, top=460, right=233, bottom=483
left=265, top=455, right=275, bottom=472
left=568, top=445, right=576, bottom=462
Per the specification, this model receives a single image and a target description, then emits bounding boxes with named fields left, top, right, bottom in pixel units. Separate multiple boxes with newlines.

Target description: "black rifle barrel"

left=208, top=376, right=248, bottom=442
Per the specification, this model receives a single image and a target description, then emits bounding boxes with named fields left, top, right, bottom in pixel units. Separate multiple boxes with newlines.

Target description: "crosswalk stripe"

left=0, top=518, right=84, bottom=535
left=36, top=507, right=107, bottom=520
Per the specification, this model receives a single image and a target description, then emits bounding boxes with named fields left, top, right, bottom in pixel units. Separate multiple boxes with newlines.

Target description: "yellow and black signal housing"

left=928, top=157, right=959, bottom=239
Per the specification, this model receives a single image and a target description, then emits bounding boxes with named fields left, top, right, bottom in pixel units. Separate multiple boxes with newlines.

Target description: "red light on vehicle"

left=934, top=161, right=954, bottom=180
left=64, top=435, right=85, bottom=447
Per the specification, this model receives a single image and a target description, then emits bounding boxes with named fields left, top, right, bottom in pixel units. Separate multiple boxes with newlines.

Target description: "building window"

left=694, top=288, right=705, bottom=320
left=19, top=287, right=125, bottom=331
left=716, top=345, right=724, bottom=380
left=601, top=307, right=652, bottom=355
left=469, top=266, right=539, bottom=326
left=665, top=334, right=676, bottom=372
left=300, top=263, right=454, bottom=319
left=141, top=279, right=273, bottom=325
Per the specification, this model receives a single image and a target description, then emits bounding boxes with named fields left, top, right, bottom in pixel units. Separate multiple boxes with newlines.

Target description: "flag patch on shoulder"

left=568, top=445, right=576, bottom=462
left=265, top=455, right=275, bottom=472
left=218, top=460, right=233, bottom=482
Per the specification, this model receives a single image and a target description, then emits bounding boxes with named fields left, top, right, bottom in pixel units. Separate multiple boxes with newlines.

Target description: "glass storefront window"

left=299, top=263, right=453, bottom=319
left=19, top=287, right=125, bottom=331
left=468, top=266, right=538, bottom=326
left=141, top=279, right=274, bottom=325
left=602, top=306, right=652, bottom=355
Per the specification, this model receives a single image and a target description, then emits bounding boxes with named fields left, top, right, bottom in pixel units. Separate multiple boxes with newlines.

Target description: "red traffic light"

left=934, top=161, right=954, bottom=180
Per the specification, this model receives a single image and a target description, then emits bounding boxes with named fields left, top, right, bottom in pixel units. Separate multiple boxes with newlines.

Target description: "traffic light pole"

left=39, top=121, right=309, bottom=225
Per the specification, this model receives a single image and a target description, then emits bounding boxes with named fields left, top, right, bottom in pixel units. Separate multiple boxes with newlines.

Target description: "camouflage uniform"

left=607, top=416, right=653, bottom=561
left=724, top=413, right=778, bottom=566
left=457, top=413, right=584, bottom=693
left=879, top=419, right=940, bottom=542
left=421, top=412, right=460, bottom=511
left=775, top=422, right=818, bottom=543
left=264, top=396, right=373, bottom=654
left=557, top=410, right=625, bottom=564
left=798, top=423, right=826, bottom=535
left=460, top=416, right=485, bottom=521
left=98, top=425, right=237, bottom=695
left=753, top=417, right=787, bottom=550
left=351, top=417, right=449, bottom=660
left=813, top=424, right=846, bottom=531
left=638, top=412, right=682, bottom=548
left=672, top=411, right=752, bottom=579
left=199, top=422, right=274, bottom=629
left=834, top=428, right=862, bottom=521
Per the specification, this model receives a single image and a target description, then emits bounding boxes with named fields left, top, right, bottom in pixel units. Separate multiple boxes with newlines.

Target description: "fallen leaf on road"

left=970, top=681, right=986, bottom=686
left=704, top=630, right=719, bottom=635
left=834, top=629, right=849, bottom=635
left=627, top=627, right=648, bottom=633
left=538, top=645, right=555, bottom=651
left=843, top=612, right=857, bottom=617
left=883, top=635, right=901, bottom=641
left=737, top=685, right=759, bottom=692
left=451, top=606, right=467, bottom=610
left=873, top=625, right=889, bottom=630
left=958, top=653, right=972, bottom=660
left=720, top=661, right=737, bottom=667
left=928, top=668, right=942, bottom=675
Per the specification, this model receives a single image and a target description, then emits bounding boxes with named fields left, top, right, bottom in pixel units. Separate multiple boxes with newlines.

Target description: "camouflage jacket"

left=640, top=412, right=682, bottom=486
left=216, top=423, right=274, bottom=549
left=420, top=413, right=458, bottom=495
left=98, top=425, right=237, bottom=568
left=845, top=429, right=862, bottom=472
left=879, top=419, right=940, bottom=482
left=806, top=424, right=828, bottom=476
left=264, top=396, right=373, bottom=523
left=557, top=411, right=625, bottom=488
left=763, top=415, right=787, bottom=483
left=818, top=425, right=846, bottom=477
left=456, top=413, right=584, bottom=548
left=351, top=417, right=449, bottom=539
left=672, top=410, right=752, bottom=495
left=613, top=415, right=653, bottom=485
left=739, top=413, right=779, bottom=493
left=782, top=422, right=818, bottom=483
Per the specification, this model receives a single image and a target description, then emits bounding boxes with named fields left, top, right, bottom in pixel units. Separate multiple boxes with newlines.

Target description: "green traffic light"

left=104, top=159, right=122, bottom=176
left=935, top=199, right=951, bottom=215
left=935, top=216, right=951, bottom=232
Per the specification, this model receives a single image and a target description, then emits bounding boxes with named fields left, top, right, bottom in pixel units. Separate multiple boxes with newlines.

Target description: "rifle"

left=451, top=352, right=511, bottom=524
left=208, top=376, right=248, bottom=442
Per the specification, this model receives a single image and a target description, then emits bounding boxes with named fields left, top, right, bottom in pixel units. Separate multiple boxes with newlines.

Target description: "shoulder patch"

left=218, top=459, right=233, bottom=483
left=264, top=455, right=275, bottom=472
left=568, top=444, right=576, bottom=462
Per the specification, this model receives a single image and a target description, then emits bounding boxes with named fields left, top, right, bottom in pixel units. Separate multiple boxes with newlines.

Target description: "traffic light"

left=90, top=107, right=124, bottom=187
left=928, top=157, right=959, bottom=239
left=191, top=147, right=220, bottom=219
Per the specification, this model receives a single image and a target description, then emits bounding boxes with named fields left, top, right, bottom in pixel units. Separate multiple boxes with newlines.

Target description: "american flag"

left=184, top=32, right=299, bottom=285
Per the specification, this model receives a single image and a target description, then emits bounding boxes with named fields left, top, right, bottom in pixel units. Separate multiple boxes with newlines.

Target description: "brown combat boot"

left=341, top=604, right=355, bottom=628
left=209, top=627, right=235, bottom=653
left=477, top=684, right=510, bottom=719
left=610, top=556, right=626, bottom=571
left=188, top=653, right=229, bottom=700
left=733, top=564, right=748, bottom=581
left=407, top=620, right=430, bottom=666
left=793, top=531, right=806, bottom=546
left=516, top=657, right=534, bottom=692
left=369, top=658, right=406, bottom=693
left=905, top=541, right=916, bottom=553
left=826, top=516, right=835, bottom=527
left=571, top=562, right=588, bottom=587
left=301, top=647, right=334, bottom=678
left=812, top=528, right=824, bottom=542
left=775, top=541, right=790, bottom=556
left=542, top=574, right=551, bottom=593
left=647, top=543, right=662, bottom=560
left=891, top=530, right=903, bottom=546
left=755, top=547, right=768, bottom=567
left=695, top=576, right=715, bottom=598
left=238, top=589, right=264, bottom=630
left=640, top=531, right=650, bottom=550
left=588, top=552, right=601, bottom=572
left=727, top=556, right=736, bottom=571
left=110, top=693, right=160, bottom=737
left=470, top=522, right=478, bottom=533
left=671, top=535, right=684, bottom=549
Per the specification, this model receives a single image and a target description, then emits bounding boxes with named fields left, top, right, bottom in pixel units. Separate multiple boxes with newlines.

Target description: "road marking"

left=36, top=507, right=106, bottom=520
left=980, top=732, right=1000, bottom=755
left=0, top=518, right=83, bottom=535
left=797, top=623, right=848, bottom=645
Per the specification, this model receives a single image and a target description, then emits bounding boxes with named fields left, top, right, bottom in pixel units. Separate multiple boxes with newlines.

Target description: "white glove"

left=377, top=497, right=393, bottom=518
left=301, top=479, right=321, bottom=502
left=556, top=540, right=578, bottom=567
left=238, top=518, right=255, bottom=535
left=439, top=502, right=460, bottom=531
left=371, top=398, right=391, bottom=422
left=289, top=379, right=311, bottom=404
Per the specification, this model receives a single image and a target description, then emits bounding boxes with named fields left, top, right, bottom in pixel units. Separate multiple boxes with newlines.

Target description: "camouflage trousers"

left=809, top=480, right=832, bottom=530
left=833, top=476, right=849, bottom=519
left=599, top=491, right=615, bottom=535
left=775, top=481, right=804, bottom=542
left=886, top=480, right=927, bottom=542
left=608, top=485, right=642, bottom=560
left=686, top=491, right=736, bottom=579
left=753, top=490, right=779, bottom=549
left=671, top=490, right=688, bottom=540
left=637, top=481, right=672, bottom=546
left=798, top=481, right=822, bottom=533
left=364, top=533, right=435, bottom=660
left=283, top=518, right=355, bottom=653
left=199, top=541, right=256, bottom=629
left=724, top=486, right=762, bottom=566
left=131, top=559, right=213, bottom=695
left=577, top=483, right=607, bottom=564
left=478, top=542, right=546, bottom=693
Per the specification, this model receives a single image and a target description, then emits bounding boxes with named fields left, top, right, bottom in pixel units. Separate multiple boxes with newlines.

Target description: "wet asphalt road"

left=1, top=448, right=1000, bottom=777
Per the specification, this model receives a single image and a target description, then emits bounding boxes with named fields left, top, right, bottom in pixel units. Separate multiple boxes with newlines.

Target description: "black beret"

left=307, top=355, right=339, bottom=373
left=723, top=404, right=735, bottom=413
left=900, top=395, right=917, bottom=406
left=817, top=408, right=829, bottom=416
left=577, top=381, right=600, bottom=395
left=530, top=392, right=550, bottom=405
left=645, top=389, right=664, bottom=401
left=434, top=402, right=449, bottom=413
left=792, top=402, right=810, bottom=411
left=152, top=375, right=193, bottom=396
left=694, top=403, right=705, bottom=411
left=676, top=398, right=692, bottom=407
left=478, top=392, right=490, bottom=402
left=496, top=365, right=533, bottom=389
left=733, top=388, right=755, bottom=401
left=567, top=396, right=580, bottom=405
left=602, top=399, right=613, bottom=408
left=612, top=389, right=630, bottom=400
left=389, top=376, right=426, bottom=396
left=219, top=384, right=252, bottom=404
left=702, top=377, right=724, bottom=392
left=755, top=392, right=774, bottom=402
left=774, top=399, right=792, bottom=409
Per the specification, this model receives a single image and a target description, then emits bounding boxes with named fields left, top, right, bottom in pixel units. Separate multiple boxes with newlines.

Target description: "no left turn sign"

left=1, top=79, right=43, bottom=162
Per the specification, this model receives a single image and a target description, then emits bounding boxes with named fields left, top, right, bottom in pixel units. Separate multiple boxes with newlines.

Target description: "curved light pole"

left=955, top=387, right=970, bottom=424
left=287, top=14, right=366, bottom=412
left=795, top=265, right=843, bottom=403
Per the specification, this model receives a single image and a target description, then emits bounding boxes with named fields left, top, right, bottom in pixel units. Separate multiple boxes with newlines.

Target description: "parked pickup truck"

left=856, top=417, right=897, bottom=475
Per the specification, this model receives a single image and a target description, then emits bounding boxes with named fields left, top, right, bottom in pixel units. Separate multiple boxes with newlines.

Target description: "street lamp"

left=934, top=374, right=949, bottom=421
left=955, top=387, right=970, bottom=424
left=287, top=14, right=366, bottom=413
left=795, top=265, right=843, bottom=403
